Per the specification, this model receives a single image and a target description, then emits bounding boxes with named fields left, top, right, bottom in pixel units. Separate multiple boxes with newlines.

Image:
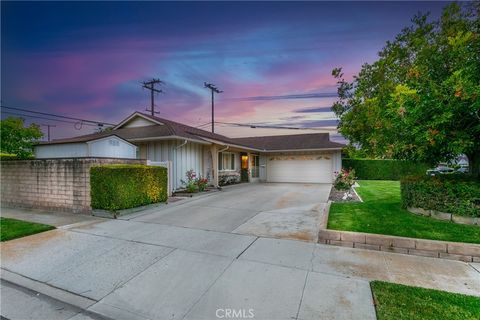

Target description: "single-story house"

left=35, top=112, right=345, bottom=191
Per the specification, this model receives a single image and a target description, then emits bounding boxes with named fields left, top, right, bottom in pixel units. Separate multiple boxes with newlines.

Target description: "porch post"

left=210, top=144, right=219, bottom=187
left=247, top=152, right=251, bottom=182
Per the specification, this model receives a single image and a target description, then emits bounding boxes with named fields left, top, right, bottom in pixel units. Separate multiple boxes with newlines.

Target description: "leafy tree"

left=342, top=145, right=369, bottom=159
left=0, top=117, right=43, bottom=158
left=332, top=3, right=480, bottom=176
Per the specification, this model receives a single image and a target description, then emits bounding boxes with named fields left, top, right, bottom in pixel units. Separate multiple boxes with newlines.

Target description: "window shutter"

left=218, top=152, right=223, bottom=170
left=231, top=154, right=235, bottom=170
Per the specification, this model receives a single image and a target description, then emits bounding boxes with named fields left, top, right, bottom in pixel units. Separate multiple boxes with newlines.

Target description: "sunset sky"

left=1, top=1, right=447, bottom=140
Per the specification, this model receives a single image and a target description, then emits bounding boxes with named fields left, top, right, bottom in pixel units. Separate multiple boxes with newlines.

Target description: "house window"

left=219, top=152, right=235, bottom=171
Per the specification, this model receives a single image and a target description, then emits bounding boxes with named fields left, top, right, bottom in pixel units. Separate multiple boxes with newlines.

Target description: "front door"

left=240, top=153, right=249, bottom=182
left=250, top=154, right=260, bottom=181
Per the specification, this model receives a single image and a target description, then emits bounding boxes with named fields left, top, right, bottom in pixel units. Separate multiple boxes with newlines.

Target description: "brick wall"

left=0, top=158, right=146, bottom=213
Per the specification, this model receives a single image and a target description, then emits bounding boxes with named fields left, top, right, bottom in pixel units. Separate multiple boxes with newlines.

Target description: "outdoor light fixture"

left=241, top=155, right=249, bottom=169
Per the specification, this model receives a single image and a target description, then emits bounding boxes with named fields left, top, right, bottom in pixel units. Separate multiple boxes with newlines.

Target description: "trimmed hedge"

left=401, top=175, right=480, bottom=217
left=90, top=164, right=168, bottom=211
left=342, top=159, right=429, bottom=180
left=0, top=153, right=34, bottom=160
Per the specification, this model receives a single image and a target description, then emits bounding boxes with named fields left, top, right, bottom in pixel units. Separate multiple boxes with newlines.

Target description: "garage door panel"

left=267, top=157, right=332, bottom=183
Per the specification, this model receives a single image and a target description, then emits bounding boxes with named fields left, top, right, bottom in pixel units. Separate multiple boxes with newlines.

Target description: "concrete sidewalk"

left=2, top=219, right=479, bottom=320
left=1, top=207, right=102, bottom=227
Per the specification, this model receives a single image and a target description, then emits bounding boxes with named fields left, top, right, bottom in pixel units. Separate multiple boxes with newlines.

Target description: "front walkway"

left=2, top=218, right=479, bottom=320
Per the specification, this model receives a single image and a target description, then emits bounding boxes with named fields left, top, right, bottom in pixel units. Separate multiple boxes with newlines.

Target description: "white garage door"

left=266, top=155, right=333, bottom=183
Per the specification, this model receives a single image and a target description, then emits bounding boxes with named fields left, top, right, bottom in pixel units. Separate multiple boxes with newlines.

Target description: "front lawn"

left=371, top=281, right=480, bottom=320
left=0, top=217, right=55, bottom=241
left=328, top=180, right=480, bottom=244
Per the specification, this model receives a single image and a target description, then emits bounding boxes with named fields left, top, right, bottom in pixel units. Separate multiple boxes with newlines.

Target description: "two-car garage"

left=264, top=153, right=340, bottom=184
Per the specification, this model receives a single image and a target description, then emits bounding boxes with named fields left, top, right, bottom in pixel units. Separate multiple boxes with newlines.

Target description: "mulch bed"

left=172, top=187, right=219, bottom=198
left=328, top=187, right=361, bottom=203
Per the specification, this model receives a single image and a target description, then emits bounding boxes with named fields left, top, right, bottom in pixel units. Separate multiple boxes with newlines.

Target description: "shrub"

left=343, top=159, right=429, bottom=180
left=0, top=153, right=18, bottom=160
left=197, top=178, right=208, bottom=191
left=90, top=164, right=168, bottom=211
left=219, top=172, right=241, bottom=186
left=0, top=153, right=34, bottom=160
left=401, top=175, right=480, bottom=217
left=182, top=169, right=198, bottom=193
left=181, top=169, right=209, bottom=193
left=334, top=169, right=356, bottom=190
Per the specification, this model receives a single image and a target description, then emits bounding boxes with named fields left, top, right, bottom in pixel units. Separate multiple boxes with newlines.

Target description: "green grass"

left=371, top=281, right=480, bottom=320
left=328, top=180, right=480, bottom=244
left=0, top=217, right=55, bottom=241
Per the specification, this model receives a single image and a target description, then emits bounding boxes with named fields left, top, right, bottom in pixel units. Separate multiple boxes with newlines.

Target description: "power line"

left=39, top=123, right=56, bottom=141
left=0, top=105, right=116, bottom=126
left=0, top=110, right=101, bottom=127
left=195, top=121, right=212, bottom=128
left=204, top=82, right=222, bottom=133
left=215, top=121, right=336, bottom=131
left=142, top=79, right=163, bottom=116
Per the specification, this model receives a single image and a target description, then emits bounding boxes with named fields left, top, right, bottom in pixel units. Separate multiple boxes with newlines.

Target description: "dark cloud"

left=294, top=106, right=333, bottom=113
left=249, top=119, right=339, bottom=129
left=224, top=92, right=337, bottom=102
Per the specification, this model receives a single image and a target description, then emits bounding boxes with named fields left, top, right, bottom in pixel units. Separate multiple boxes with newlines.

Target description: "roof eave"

left=113, top=112, right=165, bottom=130
left=198, top=137, right=263, bottom=151
left=128, top=135, right=211, bottom=145
left=260, top=147, right=343, bottom=153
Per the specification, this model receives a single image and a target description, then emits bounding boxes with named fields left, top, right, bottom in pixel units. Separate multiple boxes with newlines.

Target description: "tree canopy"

left=332, top=2, right=480, bottom=175
left=0, top=117, right=43, bottom=158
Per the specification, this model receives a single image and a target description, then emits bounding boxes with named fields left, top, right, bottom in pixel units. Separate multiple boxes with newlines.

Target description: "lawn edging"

left=319, top=204, right=480, bottom=263
left=407, top=207, right=478, bottom=225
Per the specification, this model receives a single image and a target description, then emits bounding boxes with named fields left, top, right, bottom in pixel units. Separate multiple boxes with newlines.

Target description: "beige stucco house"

left=35, top=112, right=344, bottom=191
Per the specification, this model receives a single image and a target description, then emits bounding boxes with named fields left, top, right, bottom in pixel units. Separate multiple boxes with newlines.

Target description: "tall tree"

left=332, top=2, right=480, bottom=176
left=0, top=117, right=43, bottom=158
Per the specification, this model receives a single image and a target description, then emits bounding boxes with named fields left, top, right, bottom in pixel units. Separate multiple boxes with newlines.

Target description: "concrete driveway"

left=132, top=183, right=331, bottom=241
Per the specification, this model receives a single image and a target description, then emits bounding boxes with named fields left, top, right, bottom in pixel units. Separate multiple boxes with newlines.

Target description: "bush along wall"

left=401, top=175, right=480, bottom=217
left=0, top=153, right=34, bottom=160
left=90, top=164, right=168, bottom=211
left=342, top=159, right=429, bottom=180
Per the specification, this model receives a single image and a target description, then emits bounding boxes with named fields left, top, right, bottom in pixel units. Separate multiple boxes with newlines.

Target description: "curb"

left=1, top=268, right=113, bottom=320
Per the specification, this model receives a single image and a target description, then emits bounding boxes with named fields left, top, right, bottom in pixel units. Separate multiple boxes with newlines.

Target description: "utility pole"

left=142, top=79, right=163, bottom=116
left=40, top=124, right=56, bottom=141
left=204, top=82, right=222, bottom=133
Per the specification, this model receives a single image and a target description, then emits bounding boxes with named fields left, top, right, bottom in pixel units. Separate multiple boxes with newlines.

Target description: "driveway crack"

left=235, top=237, right=259, bottom=259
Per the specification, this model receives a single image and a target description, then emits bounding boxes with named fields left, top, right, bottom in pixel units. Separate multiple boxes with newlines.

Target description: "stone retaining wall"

left=319, top=201, right=480, bottom=262
left=408, top=207, right=478, bottom=225
left=1, top=158, right=146, bottom=213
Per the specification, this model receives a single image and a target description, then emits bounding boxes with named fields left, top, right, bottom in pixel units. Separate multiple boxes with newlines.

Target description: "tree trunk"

left=467, top=151, right=480, bottom=178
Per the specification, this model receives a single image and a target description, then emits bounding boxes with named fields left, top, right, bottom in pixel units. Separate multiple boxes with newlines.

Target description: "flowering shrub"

left=219, top=172, right=241, bottom=186
left=181, top=169, right=209, bottom=193
left=197, top=177, right=209, bottom=191
left=181, top=169, right=198, bottom=193
left=334, top=169, right=356, bottom=190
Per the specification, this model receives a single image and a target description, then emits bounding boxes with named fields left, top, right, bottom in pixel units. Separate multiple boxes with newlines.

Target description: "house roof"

left=37, top=112, right=345, bottom=151
left=231, top=133, right=345, bottom=151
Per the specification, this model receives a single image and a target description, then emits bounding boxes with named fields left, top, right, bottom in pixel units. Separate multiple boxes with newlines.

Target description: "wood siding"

left=138, top=140, right=205, bottom=190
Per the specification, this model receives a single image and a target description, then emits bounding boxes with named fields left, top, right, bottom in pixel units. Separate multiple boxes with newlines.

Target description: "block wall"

left=0, top=158, right=146, bottom=213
